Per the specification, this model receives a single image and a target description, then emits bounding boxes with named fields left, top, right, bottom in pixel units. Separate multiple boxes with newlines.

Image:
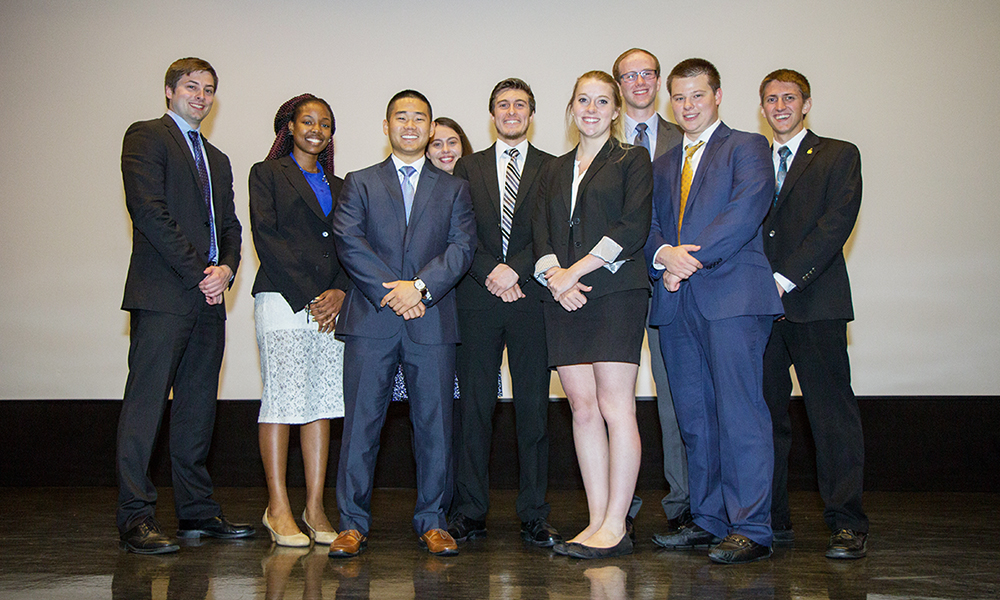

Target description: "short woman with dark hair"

left=250, top=94, right=348, bottom=546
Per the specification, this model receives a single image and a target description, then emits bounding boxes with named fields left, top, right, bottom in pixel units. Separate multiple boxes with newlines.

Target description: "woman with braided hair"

left=250, top=94, right=348, bottom=546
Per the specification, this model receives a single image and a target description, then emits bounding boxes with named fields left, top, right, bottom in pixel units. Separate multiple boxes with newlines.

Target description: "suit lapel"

left=513, top=144, right=542, bottom=218
left=280, top=156, right=330, bottom=223
left=574, top=140, right=614, bottom=217
left=377, top=158, right=408, bottom=241
left=686, top=123, right=728, bottom=207
left=774, top=130, right=819, bottom=211
left=480, top=144, right=502, bottom=222
left=163, top=116, right=209, bottom=219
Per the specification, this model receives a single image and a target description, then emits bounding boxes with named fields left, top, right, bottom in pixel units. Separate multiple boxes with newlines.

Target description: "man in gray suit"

left=330, top=90, right=476, bottom=558
left=612, top=48, right=689, bottom=535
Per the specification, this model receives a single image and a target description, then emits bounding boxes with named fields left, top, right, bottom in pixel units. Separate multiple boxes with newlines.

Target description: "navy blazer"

left=453, top=143, right=553, bottom=311
left=121, top=115, right=241, bottom=317
left=249, top=156, right=350, bottom=312
left=533, top=138, right=652, bottom=301
left=763, top=131, right=861, bottom=323
left=645, top=122, right=782, bottom=324
left=332, top=158, right=476, bottom=344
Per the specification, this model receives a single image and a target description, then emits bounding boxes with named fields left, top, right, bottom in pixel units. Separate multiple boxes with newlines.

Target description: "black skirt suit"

left=532, top=139, right=653, bottom=366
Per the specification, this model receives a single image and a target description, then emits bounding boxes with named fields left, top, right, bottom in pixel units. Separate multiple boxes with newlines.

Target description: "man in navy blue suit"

left=330, top=90, right=476, bottom=558
left=645, top=58, right=783, bottom=564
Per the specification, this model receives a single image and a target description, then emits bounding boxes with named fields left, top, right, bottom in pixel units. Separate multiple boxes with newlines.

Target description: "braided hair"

left=265, top=93, right=336, bottom=175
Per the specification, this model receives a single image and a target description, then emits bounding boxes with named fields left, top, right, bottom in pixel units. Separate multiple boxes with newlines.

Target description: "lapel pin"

left=807, top=148, right=813, bottom=154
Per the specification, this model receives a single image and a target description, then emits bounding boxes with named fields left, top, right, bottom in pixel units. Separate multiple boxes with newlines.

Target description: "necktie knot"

left=400, top=165, right=416, bottom=179
left=685, top=140, right=705, bottom=159
left=507, top=147, right=520, bottom=161
left=636, top=123, right=648, bottom=135
left=778, top=146, right=792, bottom=159
left=187, top=130, right=200, bottom=145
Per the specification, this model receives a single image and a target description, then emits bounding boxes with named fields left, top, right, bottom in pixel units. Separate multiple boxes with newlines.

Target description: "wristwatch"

left=413, top=277, right=431, bottom=301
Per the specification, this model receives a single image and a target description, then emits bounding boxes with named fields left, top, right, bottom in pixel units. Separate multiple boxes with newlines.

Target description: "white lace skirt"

left=255, top=292, right=345, bottom=424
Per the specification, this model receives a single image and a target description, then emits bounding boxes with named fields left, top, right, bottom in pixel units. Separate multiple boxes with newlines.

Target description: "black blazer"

left=121, top=115, right=242, bottom=317
left=763, top=131, right=862, bottom=323
left=453, top=143, right=553, bottom=311
left=249, top=156, right=350, bottom=312
left=533, top=138, right=652, bottom=301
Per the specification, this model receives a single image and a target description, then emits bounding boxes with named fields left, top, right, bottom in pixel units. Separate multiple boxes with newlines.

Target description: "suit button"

left=575, top=241, right=582, bottom=248
left=573, top=218, right=581, bottom=225
left=322, top=231, right=329, bottom=238
left=769, top=230, right=775, bottom=237
left=323, top=252, right=330, bottom=258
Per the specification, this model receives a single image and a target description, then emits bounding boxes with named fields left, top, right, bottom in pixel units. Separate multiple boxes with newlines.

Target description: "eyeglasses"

left=619, top=70, right=658, bottom=83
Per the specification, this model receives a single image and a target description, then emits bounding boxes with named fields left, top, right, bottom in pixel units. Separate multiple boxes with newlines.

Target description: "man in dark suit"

left=613, top=47, right=689, bottom=535
left=330, top=90, right=476, bottom=558
left=118, top=57, right=252, bottom=554
left=645, top=58, right=783, bottom=564
left=759, top=69, right=868, bottom=559
left=447, top=78, right=559, bottom=547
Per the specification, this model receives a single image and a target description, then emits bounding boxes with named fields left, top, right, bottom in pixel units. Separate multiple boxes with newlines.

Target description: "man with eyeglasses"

left=611, top=47, right=688, bottom=541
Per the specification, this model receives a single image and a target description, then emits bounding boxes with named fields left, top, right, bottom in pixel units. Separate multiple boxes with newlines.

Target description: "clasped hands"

left=381, top=280, right=425, bottom=320
left=308, top=289, right=346, bottom=333
left=199, top=265, right=233, bottom=305
left=486, top=264, right=525, bottom=303
left=655, top=244, right=702, bottom=292
left=543, top=266, right=592, bottom=312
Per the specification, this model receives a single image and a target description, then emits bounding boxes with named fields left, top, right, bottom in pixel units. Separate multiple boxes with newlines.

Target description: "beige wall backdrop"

left=1, top=0, right=998, bottom=399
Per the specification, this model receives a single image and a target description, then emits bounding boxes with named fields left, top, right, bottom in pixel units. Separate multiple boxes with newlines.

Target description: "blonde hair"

left=566, top=70, right=625, bottom=143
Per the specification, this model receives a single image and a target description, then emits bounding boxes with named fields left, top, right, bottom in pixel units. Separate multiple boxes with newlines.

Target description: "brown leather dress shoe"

left=328, top=529, right=366, bottom=558
left=419, top=528, right=459, bottom=556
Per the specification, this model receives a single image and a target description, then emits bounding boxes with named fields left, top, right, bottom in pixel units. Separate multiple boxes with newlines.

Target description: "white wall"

left=1, top=0, right=998, bottom=399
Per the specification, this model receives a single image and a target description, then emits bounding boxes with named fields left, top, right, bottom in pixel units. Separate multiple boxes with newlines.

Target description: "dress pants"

left=763, top=318, right=868, bottom=533
left=337, top=328, right=455, bottom=536
left=659, top=285, right=774, bottom=546
left=645, top=301, right=690, bottom=521
left=454, top=302, right=550, bottom=523
left=116, top=304, right=224, bottom=533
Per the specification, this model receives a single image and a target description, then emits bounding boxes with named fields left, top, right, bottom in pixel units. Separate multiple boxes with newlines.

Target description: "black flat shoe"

left=121, top=519, right=179, bottom=555
left=565, top=534, right=633, bottom=559
left=521, top=518, right=562, bottom=547
left=177, top=515, right=255, bottom=539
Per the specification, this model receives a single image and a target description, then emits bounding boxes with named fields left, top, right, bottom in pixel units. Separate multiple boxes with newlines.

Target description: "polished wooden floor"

left=0, top=488, right=996, bottom=599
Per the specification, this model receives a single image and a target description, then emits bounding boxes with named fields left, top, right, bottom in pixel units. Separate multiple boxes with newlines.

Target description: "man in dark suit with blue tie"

left=645, top=58, right=783, bottom=564
left=759, top=69, right=868, bottom=559
left=330, top=90, right=476, bottom=558
left=118, top=57, right=252, bottom=554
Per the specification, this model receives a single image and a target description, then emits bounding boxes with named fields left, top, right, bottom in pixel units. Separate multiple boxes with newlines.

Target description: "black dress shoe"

left=552, top=541, right=570, bottom=556
left=176, top=515, right=255, bottom=539
left=565, top=534, right=633, bottom=559
left=521, top=518, right=562, bottom=547
left=664, top=508, right=693, bottom=533
left=708, top=534, right=772, bottom=564
left=447, top=513, right=486, bottom=542
left=625, top=515, right=635, bottom=543
left=652, top=523, right=721, bottom=548
left=121, top=519, right=180, bottom=555
left=825, top=529, right=867, bottom=559
left=772, top=527, right=795, bottom=545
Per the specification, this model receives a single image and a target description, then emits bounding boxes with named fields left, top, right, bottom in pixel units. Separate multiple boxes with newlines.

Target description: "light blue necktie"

left=400, top=165, right=416, bottom=224
left=774, top=145, right=792, bottom=206
left=187, top=130, right=217, bottom=264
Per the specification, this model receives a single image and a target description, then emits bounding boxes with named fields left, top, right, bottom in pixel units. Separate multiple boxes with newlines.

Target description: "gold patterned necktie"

left=678, top=140, right=705, bottom=239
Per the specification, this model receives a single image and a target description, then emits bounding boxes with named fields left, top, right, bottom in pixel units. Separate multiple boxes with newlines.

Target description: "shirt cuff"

left=534, top=254, right=560, bottom=285
left=590, top=236, right=625, bottom=273
left=774, top=272, right=796, bottom=293
left=651, top=243, right=671, bottom=271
